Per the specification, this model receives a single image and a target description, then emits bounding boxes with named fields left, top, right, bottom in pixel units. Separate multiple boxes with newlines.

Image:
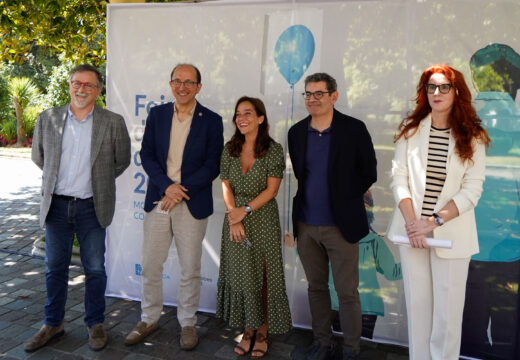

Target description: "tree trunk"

left=13, top=96, right=27, bottom=147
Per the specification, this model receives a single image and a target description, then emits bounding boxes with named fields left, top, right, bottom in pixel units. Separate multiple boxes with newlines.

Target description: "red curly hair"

left=395, top=64, right=490, bottom=162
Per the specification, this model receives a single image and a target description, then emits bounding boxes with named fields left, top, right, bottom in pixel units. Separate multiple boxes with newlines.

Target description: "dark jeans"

left=297, top=222, right=361, bottom=353
left=44, top=197, right=107, bottom=328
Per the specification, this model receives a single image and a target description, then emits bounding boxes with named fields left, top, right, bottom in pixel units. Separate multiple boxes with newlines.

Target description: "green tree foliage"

left=0, top=62, right=12, bottom=123
left=42, top=55, right=74, bottom=109
left=0, top=0, right=106, bottom=65
left=9, top=46, right=61, bottom=93
left=7, top=77, right=41, bottom=146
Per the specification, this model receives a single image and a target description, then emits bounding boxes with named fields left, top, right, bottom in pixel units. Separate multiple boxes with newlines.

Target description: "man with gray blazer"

left=26, top=64, right=131, bottom=353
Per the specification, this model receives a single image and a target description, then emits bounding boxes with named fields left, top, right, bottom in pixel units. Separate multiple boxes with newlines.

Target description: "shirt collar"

left=67, top=105, right=94, bottom=123
left=307, top=122, right=331, bottom=134
left=174, top=101, right=197, bottom=116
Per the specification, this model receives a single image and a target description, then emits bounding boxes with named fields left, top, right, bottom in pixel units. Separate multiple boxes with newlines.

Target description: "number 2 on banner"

left=134, top=172, right=148, bottom=194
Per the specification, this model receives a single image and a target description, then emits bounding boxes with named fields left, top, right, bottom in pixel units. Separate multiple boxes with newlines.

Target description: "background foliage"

left=0, top=0, right=187, bottom=146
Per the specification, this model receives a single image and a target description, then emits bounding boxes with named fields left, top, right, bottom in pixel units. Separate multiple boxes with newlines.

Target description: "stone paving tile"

left=12, top=312, right=43, bottom=327
left=22, top=303, right=43, bottom=315
left=54, top=354, right=85, bottom=360
left=123, top=353, right=160, bottom=360
left=30, top=319, right=44, bottom=330
left=25, top=346, right=69, bottom=360
left=0, top=307, right=11, bottom=317
left=0, top=296, right=16, bottom=306
left=0, top=310, right=27, bottom=322
left=51, top=327, right=89, bottom=353
left=0, top=336, right=23, bottom=353
left=2, top=278, right=29, bottom=287
left=5, top=299, right=32, bottom=311
left=1, top=323, right=31, bottom=338
left=71, top=343, right=101, bottom=359
left=92, top=347, right=130, bottom=360
left=11, top=289, right=37, bottom=298
left=14, top=327, right=40, bottom=343
left=0, top=319, right=11, bottom=331
left=4, top=343, right=32, bottom=360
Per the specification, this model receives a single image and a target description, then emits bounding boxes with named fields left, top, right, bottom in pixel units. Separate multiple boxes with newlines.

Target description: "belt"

left=52, top=194, right=93, bottom=201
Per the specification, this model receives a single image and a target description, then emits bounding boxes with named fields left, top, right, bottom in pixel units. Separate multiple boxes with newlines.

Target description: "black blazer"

left=288, top=109, right=377, bottom=243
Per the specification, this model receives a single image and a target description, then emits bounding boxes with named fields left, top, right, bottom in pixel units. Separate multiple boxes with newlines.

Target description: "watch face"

left=245, top=205, right=252, bottom=214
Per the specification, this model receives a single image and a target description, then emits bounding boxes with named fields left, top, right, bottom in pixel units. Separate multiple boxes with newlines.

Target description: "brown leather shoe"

left=88, top=323, right=107, bottom=351
left=180, top=326, right=198, bottom=350
left=24, top=324, right=65, bottom=352
left=125, top=321, right=159, bottom=345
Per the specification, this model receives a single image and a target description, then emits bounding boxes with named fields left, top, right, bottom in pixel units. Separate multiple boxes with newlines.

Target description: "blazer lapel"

left=52, top=106, right=69, bottom=164
left=161, top=103, right=174, bottom=164
left=418, top=114, right=432, bottom=171
left=91, top=105, right=109, bottom=167
left=328, top=109, right=341, bottom=171
left=294, top=116, right=310, bottom=176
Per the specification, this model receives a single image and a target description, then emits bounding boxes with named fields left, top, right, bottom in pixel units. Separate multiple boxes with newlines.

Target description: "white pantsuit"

left=387, top=115, right=486, bottom=360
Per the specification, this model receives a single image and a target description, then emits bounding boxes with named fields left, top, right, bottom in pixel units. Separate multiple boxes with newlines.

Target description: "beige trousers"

left=141, top=201, right=208, bottom=327
left=399, top=245, right=470, bottom=360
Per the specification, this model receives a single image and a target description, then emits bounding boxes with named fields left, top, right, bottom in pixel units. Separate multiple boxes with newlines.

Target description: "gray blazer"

left=31, top=104, right=131, bottom=228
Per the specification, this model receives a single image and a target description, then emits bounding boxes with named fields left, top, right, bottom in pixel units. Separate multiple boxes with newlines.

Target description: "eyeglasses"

left=170, top=79, right=198, bottom=88
left=302, top=91, right=331, bottom=100
left=70, top=80, right=98, bottom=91
left=425, top=83, right=452, bottom=94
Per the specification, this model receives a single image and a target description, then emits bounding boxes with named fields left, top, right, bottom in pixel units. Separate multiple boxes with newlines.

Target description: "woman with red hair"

left=387, top=64, right=490, bottom=360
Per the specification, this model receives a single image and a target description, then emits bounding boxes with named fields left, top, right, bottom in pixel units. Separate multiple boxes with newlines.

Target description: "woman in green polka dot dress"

left=216, top=96, right=292, bottom=358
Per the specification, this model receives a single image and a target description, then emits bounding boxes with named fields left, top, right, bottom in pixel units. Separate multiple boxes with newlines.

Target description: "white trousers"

left=399, top=245, right=470, bottom=360
left=141, top=201, right=208, bottom=327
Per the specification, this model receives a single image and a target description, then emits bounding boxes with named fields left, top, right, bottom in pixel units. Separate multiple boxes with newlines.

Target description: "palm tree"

left=7, top=77, right=40, bottom=146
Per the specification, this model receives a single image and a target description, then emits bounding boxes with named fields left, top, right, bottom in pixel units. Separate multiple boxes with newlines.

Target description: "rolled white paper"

left=392, top=235, right=453, bottom=249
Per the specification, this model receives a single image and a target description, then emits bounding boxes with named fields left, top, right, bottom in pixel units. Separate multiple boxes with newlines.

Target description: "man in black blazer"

left=288, top=73, right=377, bottom=360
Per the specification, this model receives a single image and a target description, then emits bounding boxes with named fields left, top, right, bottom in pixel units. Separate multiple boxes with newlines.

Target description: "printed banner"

left=106, top=1, right=520, bottom=359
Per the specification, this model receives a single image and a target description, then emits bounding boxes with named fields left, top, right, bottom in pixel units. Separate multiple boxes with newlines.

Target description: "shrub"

left=0, top=117, right=17, bottom=143
left=23, top=105, right=42, bottom=139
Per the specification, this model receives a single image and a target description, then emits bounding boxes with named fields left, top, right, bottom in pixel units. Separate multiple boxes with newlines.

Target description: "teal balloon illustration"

left=274, top=25, right=315, bottom=85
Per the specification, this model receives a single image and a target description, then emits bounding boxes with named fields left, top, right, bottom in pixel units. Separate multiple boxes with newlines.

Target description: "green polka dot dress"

left=216, top=141, right=292, bottom=334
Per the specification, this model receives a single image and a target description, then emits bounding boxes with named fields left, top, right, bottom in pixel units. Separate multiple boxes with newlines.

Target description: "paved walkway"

left=0, top=154, right=409, bottom=359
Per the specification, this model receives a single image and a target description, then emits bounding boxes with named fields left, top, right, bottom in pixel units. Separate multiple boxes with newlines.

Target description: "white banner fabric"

left=105, top=0, right=520, bottom=348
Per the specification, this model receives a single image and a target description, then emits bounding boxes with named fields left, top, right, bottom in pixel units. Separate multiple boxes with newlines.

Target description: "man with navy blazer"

left=289, top=73, right=377, bottom=360
left=27, top=64, right=131, bottom=352
left=125, top=64, right=223, bottom=350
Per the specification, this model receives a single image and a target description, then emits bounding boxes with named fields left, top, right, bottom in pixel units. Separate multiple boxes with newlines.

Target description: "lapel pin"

left=198, top=112, right=203, bottom=117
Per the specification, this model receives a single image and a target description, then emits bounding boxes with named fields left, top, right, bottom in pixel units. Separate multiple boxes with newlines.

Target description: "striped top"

left=421, top=126, right=450, bottom=217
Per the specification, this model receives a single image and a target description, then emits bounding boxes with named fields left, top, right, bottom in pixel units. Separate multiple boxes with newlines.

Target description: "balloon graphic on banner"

left=274, top=25, right=315, bottom=85
left=273, top=25, right=315, bottom=239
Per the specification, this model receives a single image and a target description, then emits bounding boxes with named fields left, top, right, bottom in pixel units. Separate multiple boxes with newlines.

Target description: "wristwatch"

left=432, top=213, right=444, bottom=226
left=244, top=204, right=253, bottom=215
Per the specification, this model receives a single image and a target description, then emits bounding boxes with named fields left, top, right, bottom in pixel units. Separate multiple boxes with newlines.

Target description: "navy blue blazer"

left=140, top=101, right=224, bottom=219
left=288, top=108, right=377, bottom=243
